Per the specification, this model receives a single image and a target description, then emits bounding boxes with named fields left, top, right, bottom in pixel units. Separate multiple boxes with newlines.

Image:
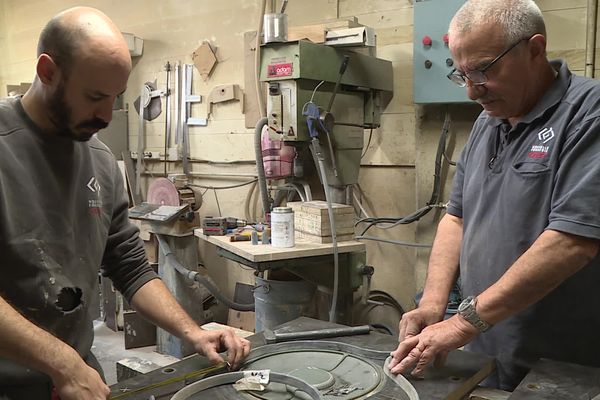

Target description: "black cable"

left=360, top=126, right=374, bottom=159
left=355, top=111, right=453, bottom=236
left=356, top=235, right=432, bottom=248
left=368, top=290, right=405, bottom=315
left=213, top=189, right=222, bottom=217
left=188, top=178, right=258, bottom=190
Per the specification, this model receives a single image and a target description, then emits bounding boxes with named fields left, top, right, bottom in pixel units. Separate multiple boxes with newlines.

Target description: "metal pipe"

left=141, top=171, right=258, bottom=178
left=586, top=0, right=598, bottom=77
left=164, top=62, right=171, bottom=177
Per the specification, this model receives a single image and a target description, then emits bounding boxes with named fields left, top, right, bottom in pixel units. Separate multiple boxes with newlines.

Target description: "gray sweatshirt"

left=0, top=97, right=158, bottom=384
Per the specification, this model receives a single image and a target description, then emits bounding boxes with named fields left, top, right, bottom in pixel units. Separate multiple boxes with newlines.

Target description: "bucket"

left=254, top=275, right=316, bottom=332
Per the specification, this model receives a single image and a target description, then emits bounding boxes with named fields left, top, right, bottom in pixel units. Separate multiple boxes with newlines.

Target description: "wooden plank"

left=288, top=24, right=326, bottom=43
left=339, top=0, right=413, bottom=16
left=195, top=229, right=365, bottom=262
left=536, top=0, right=586, bottom=11
left=122, top=151, right=142, bottom=205
left=295, top=232, right=355, bottom=243
left=244, top=30, right=264, bottom=129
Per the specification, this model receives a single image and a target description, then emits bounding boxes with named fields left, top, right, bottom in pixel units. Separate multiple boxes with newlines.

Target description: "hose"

left=255, top=117, right=270, bottom=219
left=156, top=235, right=255, bottom=312
left=310, top=139, right=340, bottom=323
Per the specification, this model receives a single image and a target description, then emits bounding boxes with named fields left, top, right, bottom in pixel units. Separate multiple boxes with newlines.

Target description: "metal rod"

left=164, top=62, right=171, bottom=176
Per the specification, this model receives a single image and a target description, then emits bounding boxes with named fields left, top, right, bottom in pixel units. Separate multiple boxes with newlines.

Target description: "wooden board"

left=195, top=229, right=365, bottom=262
left=295, top=231, right=355, bottom=243
left=244, top=30, right=264, bottom=129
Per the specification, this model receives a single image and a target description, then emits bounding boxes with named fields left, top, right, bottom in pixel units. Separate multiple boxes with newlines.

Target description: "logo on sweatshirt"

left=528, top=127, right=554, bottom=159
left=537, top=127, right=555, bottom=143
left=87, top=177, right=101, bottom=193
left=87, top=176, right=102, bottom=216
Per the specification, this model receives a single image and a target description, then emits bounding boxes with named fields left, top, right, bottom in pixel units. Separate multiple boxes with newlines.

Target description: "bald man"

left=0, top=7, right=249, bottom=399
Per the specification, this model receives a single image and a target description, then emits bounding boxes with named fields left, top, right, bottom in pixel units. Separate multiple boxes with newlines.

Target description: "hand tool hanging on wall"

left=133, top=80, right=166, bottom=199
left=175, top=63, right=204, bottom=176
left=164, top=62, right=172, bottom=176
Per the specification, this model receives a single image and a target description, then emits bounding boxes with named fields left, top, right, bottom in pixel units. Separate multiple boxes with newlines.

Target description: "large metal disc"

left=147, top=178, right=181, bottom=206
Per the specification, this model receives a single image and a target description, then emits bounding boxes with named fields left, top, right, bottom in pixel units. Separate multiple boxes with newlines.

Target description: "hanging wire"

left=355, top=110, right=454, bottom=236
left=188, top=178, right=258, bottom=190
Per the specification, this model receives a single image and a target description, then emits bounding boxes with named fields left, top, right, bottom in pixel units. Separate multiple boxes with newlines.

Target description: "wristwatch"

left=457, top=296, right=492, bottom=332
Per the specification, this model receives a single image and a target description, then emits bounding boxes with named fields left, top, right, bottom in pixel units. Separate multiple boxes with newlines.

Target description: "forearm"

left=419, top=214, right=463, bottom=315
left=0, top=295, right=83, bottom=382
left=129, top=278, right=202, bottom=342
left=478, top=229, right=599, bottom=325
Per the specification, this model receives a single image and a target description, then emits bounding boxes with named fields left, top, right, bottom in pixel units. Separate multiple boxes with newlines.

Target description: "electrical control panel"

left=413, top=0, right=471, bottom=104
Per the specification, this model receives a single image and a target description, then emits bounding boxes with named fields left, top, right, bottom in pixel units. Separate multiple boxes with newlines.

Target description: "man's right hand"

left=51, top=351, right=110, bottom=400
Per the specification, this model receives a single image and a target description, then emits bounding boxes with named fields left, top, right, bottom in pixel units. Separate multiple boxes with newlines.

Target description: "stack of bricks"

left=288, top=201, right=355, bottom=244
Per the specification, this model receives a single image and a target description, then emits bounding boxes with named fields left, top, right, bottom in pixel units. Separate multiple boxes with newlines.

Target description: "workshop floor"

left=91, top=320, right=178, bottom=385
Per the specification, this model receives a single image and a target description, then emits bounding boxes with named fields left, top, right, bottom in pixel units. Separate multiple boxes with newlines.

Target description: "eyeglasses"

left=447, top=37, right=530, bottom=87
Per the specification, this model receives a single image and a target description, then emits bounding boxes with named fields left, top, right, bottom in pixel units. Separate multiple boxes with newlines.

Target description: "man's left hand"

left=189, top=329, right=251, bottom=370
left=388, top=314, right=478, bottom=377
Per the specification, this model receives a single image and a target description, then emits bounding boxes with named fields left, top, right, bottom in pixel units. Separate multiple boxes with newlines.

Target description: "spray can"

left=271, top=207, right=295, bottom=248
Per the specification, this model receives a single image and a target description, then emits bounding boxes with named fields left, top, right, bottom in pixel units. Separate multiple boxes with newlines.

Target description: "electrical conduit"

left=156, top=235, right=255, bottom=312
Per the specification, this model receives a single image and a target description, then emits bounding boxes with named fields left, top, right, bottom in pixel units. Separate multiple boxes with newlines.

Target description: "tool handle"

left=270, top=325, right=371, bottom=343
left=326, top=55, right=350, bottom=113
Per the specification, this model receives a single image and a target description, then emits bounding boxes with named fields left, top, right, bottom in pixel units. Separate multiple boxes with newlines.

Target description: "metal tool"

left=109, top=362, right=229, bottom=399
left=202, top=216, right=243, bottom=236
left=263, top=325, right=371, bottom=344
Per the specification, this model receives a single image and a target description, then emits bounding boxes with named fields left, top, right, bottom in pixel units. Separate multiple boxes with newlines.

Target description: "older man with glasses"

left=389, top=0, right=600, bottom=391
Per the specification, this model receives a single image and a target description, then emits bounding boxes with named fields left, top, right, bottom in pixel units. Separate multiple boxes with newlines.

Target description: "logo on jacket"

left=87, top=177, right=101, bottom=193
left=528, top=127, right=554, bottom=159
left=87, top=176, right=102, bottom=216
left=537, top=127, right=555, bottom=143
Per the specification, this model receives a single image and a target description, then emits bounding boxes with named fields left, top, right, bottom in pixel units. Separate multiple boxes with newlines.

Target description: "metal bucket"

left=254, top=276, right=316, bottom=332
left=263, top=13, right=288, bottom=43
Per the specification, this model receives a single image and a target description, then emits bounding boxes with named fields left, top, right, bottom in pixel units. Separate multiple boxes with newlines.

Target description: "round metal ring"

left=170, top=371, right=322, bottom=400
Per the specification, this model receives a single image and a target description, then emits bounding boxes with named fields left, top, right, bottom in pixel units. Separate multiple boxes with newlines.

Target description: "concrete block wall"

left=0, top=0, right=592, bottom=322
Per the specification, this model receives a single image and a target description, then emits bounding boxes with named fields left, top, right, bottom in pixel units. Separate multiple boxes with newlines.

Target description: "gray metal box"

left=413, top=0, right=471, bottom=104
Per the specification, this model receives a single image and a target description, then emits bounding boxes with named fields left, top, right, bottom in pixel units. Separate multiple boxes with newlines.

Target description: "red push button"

left=443, top=33, right=449, bottom=45
left=422, top=35, right=432, bottom=46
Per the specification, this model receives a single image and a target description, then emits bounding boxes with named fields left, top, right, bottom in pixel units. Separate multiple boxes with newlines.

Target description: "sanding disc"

left=148, top=178, right=181, bottom=206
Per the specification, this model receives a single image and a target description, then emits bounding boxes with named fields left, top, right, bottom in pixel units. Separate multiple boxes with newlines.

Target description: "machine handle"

left=326, top=55, right=351, bottom=113
left=263, top=325, right=371, bottom=344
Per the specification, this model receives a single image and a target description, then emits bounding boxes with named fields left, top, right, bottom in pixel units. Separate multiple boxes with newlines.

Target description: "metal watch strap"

left=458, top=296, right=492, bottom=332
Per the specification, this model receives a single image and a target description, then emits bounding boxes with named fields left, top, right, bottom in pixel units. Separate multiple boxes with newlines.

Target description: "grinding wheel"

left=148, top=178, right=181, bottom=206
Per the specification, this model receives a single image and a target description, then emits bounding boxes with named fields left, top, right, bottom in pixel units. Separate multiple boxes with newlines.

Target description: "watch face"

left=458, top=296, right=474, bottom=312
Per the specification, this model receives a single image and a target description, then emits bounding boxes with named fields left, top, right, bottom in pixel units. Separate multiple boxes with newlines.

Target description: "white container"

left=263, top=13, right=288, bottom=43
left=271, top=207, right=295, bottom=248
